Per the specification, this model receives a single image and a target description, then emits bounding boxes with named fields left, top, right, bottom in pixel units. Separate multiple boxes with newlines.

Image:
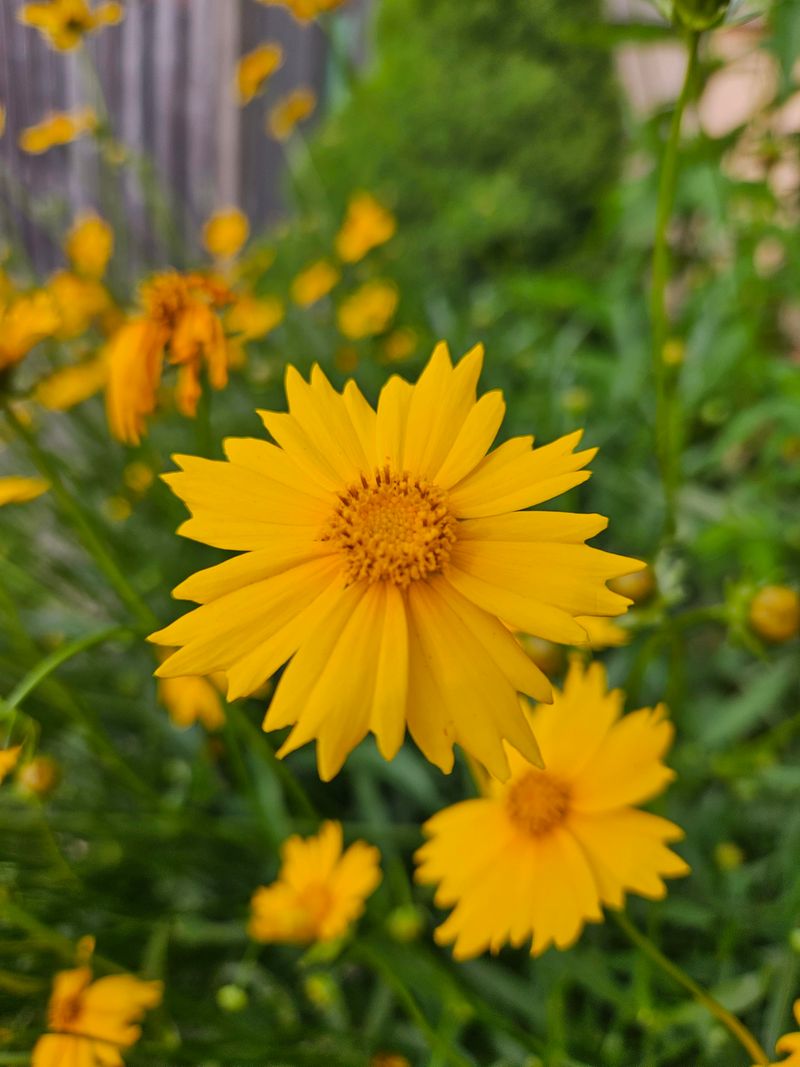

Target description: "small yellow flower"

left=203, top=208, right=250, bottom=260
left=0, top=746, right=22, bottom=782
left=415, top=658, right=689, bottom=959
left=47, top=270, right=111, bottom=339
left=225, top=294, right=284, bottom=341
left=335, top=193, right=396, bottom=264
left=766, top=1000, right=800, bottom=1066
left=123, top=461, right=154, bottom=493
left=65, top=214, right=114, bottom=279
left=16, top=755, right=60, bottom=796
left=382, top=327, right=417, bottom=363
left=158, top=671, right=226, bottom=730
left=35, top=353, right=109, bottom=411
left=749, top=585, right=800, bottom=644
left=573, top=615, right=630, bottom=650
left=0, top=290, right=60, bottom=370
left=18, top=0, right=123, bottom=50
left=0, top=104, right=6, bottom=138
left=267, top=88, right=317, bottom=141
left=32, top=960, right=162, bottom=1067
left=19, top=109, right=97, bottom=154
left=291, top=259, right=340, bottom=307
left=337, top=280, right=398, bottom=340
left=235, top=43, right=283, bottom=105
left=249, top=821, right=381, bottom=943
left=258, top=0, right=348, bottom=21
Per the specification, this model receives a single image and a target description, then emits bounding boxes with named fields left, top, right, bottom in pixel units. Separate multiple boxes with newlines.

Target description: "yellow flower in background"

left=18, top=0, right=123, bottom=50
left=203, top=208, right=250, bottom=260
left=17, top=754, right=60, bottom=796
left=158, top=672, right=225, bottom=731
left=32, top=962, right=162, bottom=1067
left=235, top=43, right=283, bottom=105
left=335, top=192, right=396, bottom=264
left=105, top=272, right=234, bottom=444
left=249, top=821, right=381, bottom=944
left=415, top=658, right=688, bottom=959
left=225, top=294, right=284, bottom=341
left=152, top=343, right=642, bottom=781
left=0, top=746, right=22, bottom=782
left=749, top=585, right=800, bottom=644
left=337, top=280, right=398, bottom=340
left=574, top=615, right=630, bottom=650
left=19, top=108, right=97, bottom=153
left=291, top=259, right=339, bottom=307
left=35, top=353, right=109, bottom=411
left=0, top=104, right=6, bottom=138
left=267, top=88, right=317, bottom=141
left=767, top=1000, right=800, bottom=1066
left=0, top=291, right=60, bottom=370
left=0, top=478, right=49, bottom=507
left=65, top=214, right=114, bottom=279
left=382, top=327, right=417, bottom=363
left=47, top=270, right=111, bottom=339
left=259, top=0, right=348, bottom=21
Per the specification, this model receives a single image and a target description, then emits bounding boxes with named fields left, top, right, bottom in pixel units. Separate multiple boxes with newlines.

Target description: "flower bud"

left=748, top=585, right=800, bottom=644
left=17, top=755, right=60, bottom=797
left=672, top=0, right=730, bottom=30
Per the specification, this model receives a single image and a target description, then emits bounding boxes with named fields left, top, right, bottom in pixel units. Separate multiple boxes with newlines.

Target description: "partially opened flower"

left=65, top=214, right=114, bottom=279
left=152, top=342, right=643, bottom=780
left=335, top=193, right=396, bottom=264
left=767, top=1000, right=800, bottom=1065
left=18, top=0, right=123, bottom=50
left=235, top=43, right=283, bottom=105
left=337, top=280, right=398, bottom=340
left=19, top=109, right=97, bottom=153
left=203, top=208, right=250, bottom=261
left=268, top=88, right=316, bottom=141
left=249, top=821, right=381, bottom=944
left=0, top=478, right=49, bottom=506
left=415, top=658, right=689, bottom=959
left=32, top=960, right=162, bottom=1067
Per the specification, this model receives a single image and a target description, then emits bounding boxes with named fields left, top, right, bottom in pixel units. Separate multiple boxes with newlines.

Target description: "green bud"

left=216, top=984, right=248, bottom=1013
left=673, top=0, right=730, bottom=31
left=386, top=904, right=425, bottom=943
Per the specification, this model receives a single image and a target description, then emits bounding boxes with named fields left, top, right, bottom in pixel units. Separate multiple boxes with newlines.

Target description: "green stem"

left=650, top=30, right=701, bottom=542
left=614, top=911, right=770, bottom=1064
left=2, top=403, right=157, bottom=630
left=229, top=705, right=317, bottom=820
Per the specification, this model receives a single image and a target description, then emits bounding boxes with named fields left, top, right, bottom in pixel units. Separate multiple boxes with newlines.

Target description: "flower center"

left=505, top=769, right=571, bottom=837
left=50, top=992, right=83, bottom=1031
left=321, top=467, right=457, bottom=588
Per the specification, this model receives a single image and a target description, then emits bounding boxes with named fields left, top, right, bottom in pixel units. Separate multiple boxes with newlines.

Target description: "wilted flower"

left=337, top=280, right=398, bottom=340
left=65, top=214, right=114, bottom=279
left=19, top=109, right=97, bottom=153
left=415, top=658, right=688, bottom=959
left=18, top=0, right=123, bottom=50
left=335, top=193, right=396, bottom=264
left=152, top=343, right=642, bottom=780
left=268, top=88, right=317, bottom=141
left=202, top=208, right=250, bottom=261
left=235, top=43, right=283, bottom=105
left=249, top=821, right=381, bottom=943
left=291, top=259, right=340, bottom=307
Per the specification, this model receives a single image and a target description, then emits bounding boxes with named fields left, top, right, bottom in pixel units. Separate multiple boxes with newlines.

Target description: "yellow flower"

left=151, top=343, right=643, bottom=781
left=573, top=615, right=630, bottom=649
left=382, top=327, right=417, bottom=363
left=0, top=746, right=22, bottom=782
left=203, top=208, right=250, bottom=260
left=105, top=272, right=233, bottom=444
left=335, top=193, right=396, bottom=264
left=0, top=104, right=5, bottom=138
left=767, top=1000, right=800, bottom=1066
left=18, top=109, right=97, bottom=153
left=47, top=270, right=111, bottom=339
left=158, top=673, right=225, bottom=730
left=32, top=962, right=162, bottom=1067
left=291, top=259, right=340, bottom=307
left=17, top=754, right=60, bottom=796
left=258, top=0, right=347, bottom=21
left=0, top=291, right=60, bottom=370
left=18, top=0, right=123, bottom=50
left=35, top=353, right=109, bottom=411
left=267, top=88, right=317, bottom=141
left=415, top=658, right=689, bottom=959
left=235, top=43, right=283, bottom=105
left=337, top=280, right=398, bottom=340
left=249, top=821, right=380, bottom=943
left=65, top=214, right=114, bottom=279
left=225, top=294, right=284, bottom=341
left=749, top=585, right=800, bottom=644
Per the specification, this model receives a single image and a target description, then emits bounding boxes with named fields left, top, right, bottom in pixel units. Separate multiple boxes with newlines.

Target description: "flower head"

left=291, top=259, right=340, bottom=307
left=152, top=343, right=643, bottom=781
left=202, top=208, right=250, bottom=261
left=268, top=88, right=316, bottom=141
left=767, top=1000, right=800, bottom=1066
left=235, top=43, right=283, bottom=105
left=0, top=290, right=60, bottom=370
left=415, top=657, right=689, bottom=959
left=249, top=821, right=381, bottom=943
left=18, top=0, right=123, bottom=50
left=19, top=109, right=97, bottom=153
left=32, top=960, right=162, bottom=1067
left=336, top=193, right=396, bottom=264
left=65, top=214, right=114, bottom=279
left=337, top=280, right=398, bottom=340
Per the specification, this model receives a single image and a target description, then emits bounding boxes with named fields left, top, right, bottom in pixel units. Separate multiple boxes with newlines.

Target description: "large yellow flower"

left=18, top=0, right=123, bottom=50
left=249, top=821, right=381, bottom=943
left=32, top=963, right=162, bottom=1067
left=415, top=658, right=689, bottom=959
left=151, top=343, right=642, bottom=781
left=767, top=1000, right=800, bottom=1065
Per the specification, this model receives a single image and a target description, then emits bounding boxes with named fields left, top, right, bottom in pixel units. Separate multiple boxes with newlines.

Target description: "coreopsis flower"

left=32, top=961, right=162, bottom=1067
left=235, top=43, right=283, bottom=105
left=202, top=208, right=250, bottom=261
left=415, top=658, right=689, bottom=959
left=158, top=671, right=225, bottom=730
left=0, top=746, right=22, bottom=782
left=151, top=343, right=643, bottom=780
left=749, top=585, right=800, bottom=643
left=337, top=280, right=398, bottom=340
left=0, top=291, right=60, bottom=370
left=47, top=270, right=111, bottom=339
left=291, top=259, right=340, bottom=307
left=259, top=0, right=348, bottom=21
left=335, top=193, right=396, bottom=264
left=18, top=0, right=123, bottom=50
left=35, top=354, right=109, bottom=411
left=248, top=822, right=381, bottom=943
left=105, top=272, right=234, bottom=444
left=19, top=108, right=97, bottom=153
left=267, top=88, right=316, bottom=141
left=65, top=214, right=114, bottom=279
left=766, top=1001, right=800, bottom=1066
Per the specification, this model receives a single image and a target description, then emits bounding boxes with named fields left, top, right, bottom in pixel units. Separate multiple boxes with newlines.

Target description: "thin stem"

left=229, top=705, right=317, bottom=820
left=650, top=30, right=700, bottom=542
left=614, top=911, right=770, bottom=1065
left=2, top=404, right=157, bottom=630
